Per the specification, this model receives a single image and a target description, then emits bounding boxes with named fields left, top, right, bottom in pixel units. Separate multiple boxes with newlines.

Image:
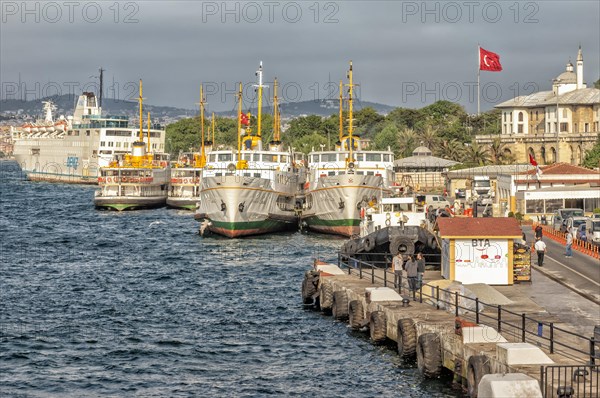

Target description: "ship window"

left=339, top=171, right=345, bottom=175
left=366, top=153, right=381, bottom=162
left=356, top=154, right=364, bottom=161
left=367, top=171, right=374, bottom=176
left=216, top=173, right=222, bottom=177
left=116, top=142, right=121, bottom=148
left=322, top=153, right=336, bottom=162
left=280, top=155, right=288, bottom=163
left=383, top=154, right=390, bottom=162
left=328, top=171, right=335, bottom=176
left=243, top=154, right=252, bottom=161
left=244, top=173, right=251, bottom=177
left=218, top=153, right=232, bottom=161
left=263, top=154, right=277, bottom=162
left=31, top=148, right=40, bottom=155
left=312, top=155, right=319, bottom=162
left=356, top=171, right=364, bottom=175
left=86, top=130, right=90, bottom=136
left=108, top=142, right=114, bottom=147
left=254, top=173, right=260, bottom=177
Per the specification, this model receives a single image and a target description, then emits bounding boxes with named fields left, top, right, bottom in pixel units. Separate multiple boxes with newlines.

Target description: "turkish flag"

left=529, top=154, right=538, bottom=167
left=240, top=112, right=250, bottom=126
left=479, top=47, right=503, bottom=71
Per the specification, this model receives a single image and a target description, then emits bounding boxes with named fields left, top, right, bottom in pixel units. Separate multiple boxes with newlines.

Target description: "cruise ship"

left=301, top=62, right=394, bottom=237
left=11, top=73, right=166, bottom=184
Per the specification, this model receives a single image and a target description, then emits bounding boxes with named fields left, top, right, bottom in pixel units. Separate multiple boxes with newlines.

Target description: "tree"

left=283, top=115, right=323, bottom=145
left=488, top=136, right=510, bottom=165
left=435, top=139, right=464, bottom=162
left=397, top=128, right=418, bottom=158
left=595, top=79, right=600, bottom=90
left=582, top=134, right=600, bottom=168
left=372, top=122, right=400, bottom=155
left=419, top=126, right=440, bottom=152
left=353, top=107, right=384, bottom=136
left=464, top=142, right=490, bottom=166
left=294, top=132, right=327, bottom=154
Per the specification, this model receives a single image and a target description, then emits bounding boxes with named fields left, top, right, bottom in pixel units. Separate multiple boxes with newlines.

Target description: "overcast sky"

left=1, top=1, right=599, bottom=114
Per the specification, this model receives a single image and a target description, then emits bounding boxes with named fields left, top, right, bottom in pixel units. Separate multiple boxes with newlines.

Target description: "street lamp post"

left=553, top=78, right=561, bottom=163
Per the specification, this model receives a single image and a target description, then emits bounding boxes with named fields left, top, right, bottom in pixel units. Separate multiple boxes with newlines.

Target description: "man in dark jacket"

left=405, top=255, right=419, bottom=299
left=416, top=253, right=426, bottom=288
left=535, top=225, right=543, bottom=239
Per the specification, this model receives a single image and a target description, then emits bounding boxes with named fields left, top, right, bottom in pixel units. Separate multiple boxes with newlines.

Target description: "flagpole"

left=477, top=44, right=480, bottom=116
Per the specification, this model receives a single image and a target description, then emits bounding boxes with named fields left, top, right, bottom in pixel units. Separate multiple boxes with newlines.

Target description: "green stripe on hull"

left=97, top=203, right=139, bottom=211
left=210, top=218, right=293, bottom=231
left=302, top=216, right=360, bottom=227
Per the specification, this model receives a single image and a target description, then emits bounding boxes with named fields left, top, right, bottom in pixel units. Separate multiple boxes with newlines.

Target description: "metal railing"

left=540, top=365, right=599, bottom=398
left=338, top=252, right=597, bottom=364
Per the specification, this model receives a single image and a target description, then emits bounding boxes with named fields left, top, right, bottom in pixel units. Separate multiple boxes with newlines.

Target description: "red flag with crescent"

left=479, top=47, right=503, bottom=71
left=240, top=112, right=250, bottom=126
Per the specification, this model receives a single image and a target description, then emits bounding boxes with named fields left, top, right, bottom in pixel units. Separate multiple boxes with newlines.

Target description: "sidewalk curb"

left=532, top=265, right=600, bottom=306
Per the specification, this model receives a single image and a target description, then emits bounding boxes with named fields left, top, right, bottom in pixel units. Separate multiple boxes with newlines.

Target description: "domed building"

left=476, top=47, right=599, bottom=166
left=393, top=145, right=459, bottom=191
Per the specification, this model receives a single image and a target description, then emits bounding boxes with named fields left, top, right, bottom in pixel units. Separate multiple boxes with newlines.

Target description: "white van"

left=417, top=194, right=451, bottom=210
left=586, top=219, right=600, bottom=245
left=552, top=208, right=584, bottom=231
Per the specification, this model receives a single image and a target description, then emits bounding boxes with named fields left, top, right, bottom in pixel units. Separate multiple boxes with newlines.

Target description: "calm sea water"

left=0, top=161, right=461, bottom=397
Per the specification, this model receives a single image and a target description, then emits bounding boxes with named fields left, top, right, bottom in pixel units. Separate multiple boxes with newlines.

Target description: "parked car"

left=552, top=208, right=585, bottom=231
left=592, top=213, right=600, bottom=219
left=561, top=216, right=589, bottom=234
left=586, top=219, right=600, bottom=245
left=455, top=188, right=466, bottom=199
left=576, top=223, right=587, bottom=241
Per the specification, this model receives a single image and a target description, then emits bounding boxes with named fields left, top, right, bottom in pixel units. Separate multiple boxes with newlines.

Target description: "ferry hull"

left=302, top=174, right=388, bottom=238
left=94, top=196, right=167, bottom=211
left=197, top=175, right=298, bottom=238
left=26, top=171, right=98, bottom=185
left=166, top=197, right=198, bottom=211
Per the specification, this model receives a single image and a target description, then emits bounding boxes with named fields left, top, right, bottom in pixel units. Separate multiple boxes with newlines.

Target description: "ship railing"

left=338, top=252, right=597, bottom=365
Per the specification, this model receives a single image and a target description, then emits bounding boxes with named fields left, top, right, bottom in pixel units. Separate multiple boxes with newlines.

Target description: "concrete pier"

left=305, top=261, right=599, bottom=397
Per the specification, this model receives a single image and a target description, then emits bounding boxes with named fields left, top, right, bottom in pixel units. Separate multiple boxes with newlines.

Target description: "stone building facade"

left=476, top=47, right=599, bottom=166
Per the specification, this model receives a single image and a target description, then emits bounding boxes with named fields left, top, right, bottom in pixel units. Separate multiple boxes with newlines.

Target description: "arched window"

left=518, top=112, right=524, bottom=122
left=541, top=147, right=546, bottom=164
left=549, top=147, right=556, bottom=163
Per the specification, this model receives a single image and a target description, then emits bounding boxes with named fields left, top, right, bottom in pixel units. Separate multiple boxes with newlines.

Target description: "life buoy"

left=360, top=208, right=365, bottom=218
left=385, top=219, right=391, bottom=227
left=107, top=177, right=112, bottom=183
left=122, top=177, right=128, bottom=183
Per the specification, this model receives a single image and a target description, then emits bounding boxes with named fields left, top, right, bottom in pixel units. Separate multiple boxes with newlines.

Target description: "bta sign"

left=454, top=239, right=509, bottom=284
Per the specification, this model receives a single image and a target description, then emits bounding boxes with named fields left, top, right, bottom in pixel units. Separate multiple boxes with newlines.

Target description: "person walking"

left=535, top=224, right=543, bottom=240
left=416, top=253, right=426, bottom=289
left=405, top=255, right=419, bottom=299
left=565, top=227, right=573, bottom=257
left=392, top=252, right=404, bottom=289
left=534, top=237, right=547, bottom=266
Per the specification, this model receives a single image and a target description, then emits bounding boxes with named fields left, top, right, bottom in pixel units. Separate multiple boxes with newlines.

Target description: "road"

left=523, top=227, right=600, bottom=304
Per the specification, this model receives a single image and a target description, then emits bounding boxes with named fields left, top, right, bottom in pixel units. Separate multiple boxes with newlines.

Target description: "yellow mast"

left=339, top=80, right=343, bottom=144
left=199, top=85, right=206, bottom=167
left=138, top=79, right=143, bottom=141
left=211, top=112, right=215, bottom=144
left=273, top=78, right=280, bottom=142
left=146, top=112, right=151, bottom=153
left=347, top=61, right=354, bottom=162
left=236, top=82, right=246, bottom=169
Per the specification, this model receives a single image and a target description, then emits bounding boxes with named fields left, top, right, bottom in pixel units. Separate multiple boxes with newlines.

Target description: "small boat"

left=343, top=195, right=441, bottom=265
left=94, top=80, right=170, bottom=211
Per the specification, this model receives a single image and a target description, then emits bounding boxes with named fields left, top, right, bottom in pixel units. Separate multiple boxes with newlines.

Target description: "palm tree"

left=398, top=128, right=417, bottom=158
left=464, top=142, right=490, bottom=166
left=420, top=125, right=440, bottom=152
left=489, top=136, right=508, bottom=164
left=435, top=139, right=463, bottom=162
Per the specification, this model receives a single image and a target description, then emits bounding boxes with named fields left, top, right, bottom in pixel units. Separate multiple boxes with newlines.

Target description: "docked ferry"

left=11, top=71, right=166, bottom=184
left=301, top=62, right=394, bottom=237
left=94, top=80, right=170, bottom=210
left=195, top=64, right=306, bottom=237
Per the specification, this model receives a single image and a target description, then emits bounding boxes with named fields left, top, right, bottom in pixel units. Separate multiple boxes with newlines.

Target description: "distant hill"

left=1, top=94, right=395, bottom=121
left=0, top=94, right=196, bottom=119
